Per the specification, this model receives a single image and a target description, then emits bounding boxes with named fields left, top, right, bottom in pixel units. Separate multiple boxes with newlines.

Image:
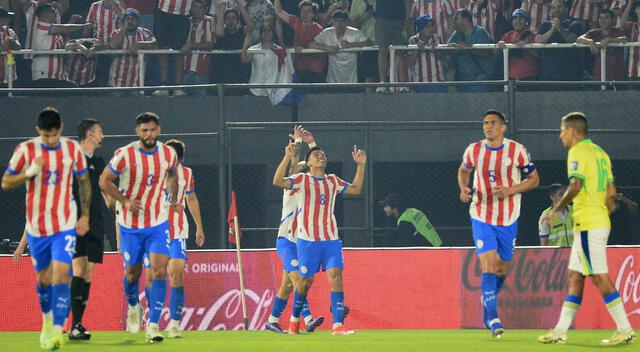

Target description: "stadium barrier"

left=1, top=246, right=638, bottom=331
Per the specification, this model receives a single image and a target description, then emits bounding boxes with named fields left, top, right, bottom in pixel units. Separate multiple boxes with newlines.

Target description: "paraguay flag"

left=268, top=48, right=304, bottom=106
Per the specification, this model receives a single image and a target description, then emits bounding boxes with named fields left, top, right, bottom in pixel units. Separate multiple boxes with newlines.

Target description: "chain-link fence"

left=0, top=82, right=639, bottom=253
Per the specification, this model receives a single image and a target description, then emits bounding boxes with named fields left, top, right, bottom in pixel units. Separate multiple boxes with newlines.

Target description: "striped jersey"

left=286, top=173, right=350, bottom=241
left=158, top=0, right=192, bottom=15
left=32, top=22, right=66, bottom=81
left=462, top=138, right=535, bottom=226
left=278, top=188, right=300, bottom=243
left=525, top=1, right=550, bottom=32
left=0, top=27, right=18, bottom=84
left=466, top=0, right=498, bottom=40
left=66, top=38, right=99, bottom=86
left=6, top=137, right=87, bottom=237
left=410, top=0, right=455, bottom=40
left=86, top=0, right=126, bottom=43
left=108, top=141, right=178, bottom=229
left=184, top=16, right=216, bottom=75
left=165, top=164, right=195, bottom=239
left=627, top=21, right=640, bottom=78
left=408, top=33, right=445, bottom=83
left=23, top=1, right=62, bottom=55
left=108, top=27, right=155, bottom=87
left=569, top=0, right=599, bottom=24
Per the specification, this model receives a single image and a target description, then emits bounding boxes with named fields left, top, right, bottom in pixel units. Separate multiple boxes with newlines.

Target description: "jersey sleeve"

left=332, top=175, right=350, bottom=195
left=517, top=144, right=536, bottom=175
left=285, top=172, right=306, bottom=190
left=538, top=212, right=550, bottom=237
left=108, top=148, right=127, bottom=175
left=72, top=141, right=88, bottom=175
left=462, top=144, right=475, bottom=169
left=186, top=171, right=196, bottom=194
left=567, top=147, right=586, bottom=180
left=6, top=144, right=27, bottom=175
left=314, top=29, right=330, bottom=44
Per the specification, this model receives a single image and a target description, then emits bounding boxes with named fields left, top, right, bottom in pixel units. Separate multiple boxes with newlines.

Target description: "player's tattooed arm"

left=273, top=142, right=298, bottom=189
left=167, top=169, right=183, bottom=212
left=76, top=172, right=92, bottom=236
left=345, top=145, right=366, bottom=195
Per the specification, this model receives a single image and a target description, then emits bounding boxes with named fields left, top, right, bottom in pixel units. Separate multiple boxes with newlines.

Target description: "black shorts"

left=154, top=9, right=190, bottom=49
left=74, top=231, right=104, bottom=264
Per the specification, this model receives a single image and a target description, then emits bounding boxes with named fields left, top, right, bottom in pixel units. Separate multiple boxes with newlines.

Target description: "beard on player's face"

left=140, top=136, right=157, bottom=149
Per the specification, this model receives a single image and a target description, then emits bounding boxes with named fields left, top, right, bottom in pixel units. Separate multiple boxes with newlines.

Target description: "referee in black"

left=69, top=118, right=109, bottom=340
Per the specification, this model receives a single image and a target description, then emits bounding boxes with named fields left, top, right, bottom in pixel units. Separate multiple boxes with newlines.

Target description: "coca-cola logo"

left=462, top=249, right=569, bottom=293
left=614, top=255, right=640, bottom=317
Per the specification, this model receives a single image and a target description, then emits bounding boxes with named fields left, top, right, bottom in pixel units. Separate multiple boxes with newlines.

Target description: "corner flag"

left=227, top=191, right=242, bottom=245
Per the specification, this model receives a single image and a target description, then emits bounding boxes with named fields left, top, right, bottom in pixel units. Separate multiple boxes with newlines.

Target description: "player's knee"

left=282, top=280, right=294, bottom=294
left=151, top=266, right=167, bottom=280
left=170, top=270, right=184, bottom=286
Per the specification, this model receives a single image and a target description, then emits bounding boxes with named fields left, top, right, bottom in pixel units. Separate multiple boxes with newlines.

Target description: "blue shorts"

left=296, top=238, right=344, bottom=278
left=120, top=222, right=170, bottom=266
left=276, top=237, right=299, bottom=273
left=471, top=219, right=518, bottom=262
left=169, top=238, right=189, bottom=261
left=27, top=229, right=76, bottom=272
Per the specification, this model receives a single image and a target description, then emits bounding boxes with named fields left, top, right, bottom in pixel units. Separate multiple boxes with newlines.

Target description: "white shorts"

left=568, top=228, right=610, bottom=275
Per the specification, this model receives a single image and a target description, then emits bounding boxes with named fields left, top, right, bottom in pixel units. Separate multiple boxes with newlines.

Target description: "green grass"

left=0, top=330, right=635, bottom=352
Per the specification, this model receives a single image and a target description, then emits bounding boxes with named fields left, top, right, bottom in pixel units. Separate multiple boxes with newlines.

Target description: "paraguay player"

left=457, top=110, right=539, bottom=337
left=99, top=112, right=181, bottom=343
left=2, top=107, right=91, bottom=350
left=265, top=126, right=324, bottom=334
left=538, top=113, right=635, bottom=345
left=272, top=141, right=366, bottom=335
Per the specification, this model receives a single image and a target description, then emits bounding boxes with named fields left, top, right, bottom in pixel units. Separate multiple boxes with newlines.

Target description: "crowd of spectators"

left=1, top=0, right=640, bottom=95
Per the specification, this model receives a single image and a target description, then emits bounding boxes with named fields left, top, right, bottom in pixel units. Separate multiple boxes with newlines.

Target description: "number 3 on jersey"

left=146, top=174, right=155, bottom=186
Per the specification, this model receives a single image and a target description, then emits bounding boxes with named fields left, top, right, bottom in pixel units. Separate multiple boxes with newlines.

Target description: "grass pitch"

left=1, top=329, right=634, bottom=352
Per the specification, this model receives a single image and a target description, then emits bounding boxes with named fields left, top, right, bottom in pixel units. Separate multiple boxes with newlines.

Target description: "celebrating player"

left=457, top=110, right=539, bottom=337
left=69, top=118, right=108, bottom=341
left=273, top=141, right=366, bottom=335
left=538, top=113, right=635, bottom=345
left=2, top=107, right=91, bottom=350
left=99, top=112, right=180, bottom=343
left=265, top=126, right=324, bottom=334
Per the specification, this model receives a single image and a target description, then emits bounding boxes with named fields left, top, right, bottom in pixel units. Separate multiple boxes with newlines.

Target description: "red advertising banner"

left=0, top=247, right=638, bottom=332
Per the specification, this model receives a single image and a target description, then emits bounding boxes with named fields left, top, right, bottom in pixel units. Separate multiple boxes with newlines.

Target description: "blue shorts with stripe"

left=120, top=221, right=170, bottom=266
left=471, top=218, right=518, bottom=262
left=27, top=229, right=76, bottom=272
left=296, top=238, right=344, bottom=278
left=143, top=238, right=188, bottom=269
left=276, top=237, right=299, bottom=273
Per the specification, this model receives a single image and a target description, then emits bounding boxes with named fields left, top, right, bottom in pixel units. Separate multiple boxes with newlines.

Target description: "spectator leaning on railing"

left=86, top=0, right=125, bottom=86
left=497, top=9, right=538, bottom=81
left=309, top=10, right=371, bottom=83
left=405, top=14, right=446, bottom=92
left=465, top=0, right=499, bottom=41
left=245, top=0, right=279, bottom=44
left=621, top=0, right=640, bottom=80
left=535, top=0, right=585, bottom=81
left=410, top=0, right=455, bottom=42
left=65, top=37, right=101, bottom=87
left=241, top=22, right=281, bottom=96
left=0, top=7, right=20, bottom=88
left=576, top=8, right=627, bottom=81
left=178, top=0, right=215, bottom=97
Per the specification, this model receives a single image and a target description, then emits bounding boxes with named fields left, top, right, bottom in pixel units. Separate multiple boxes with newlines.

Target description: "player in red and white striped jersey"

left=86, top=0, right=125, bottom=43
left=273, top=140, right=366, bottom=335
left=0, top=14, right=20, bottom=85
left=466, top=0, right=499, bottom=40
left=569, top=0, right=605, bottom=26
left=108, top=9, right=156, bottom=89
left=31, top=4, right=90, bottom=87
left=411, top=0, right=455, bottom=42
left=161, top=139, right=205, bottom=338
left=521, top=0, right=550, bottom=32
left=99, top=112, right=181, bottom=342
left=178, top=0, right=215, bottom=96
left=2, top=107, right=91, bottom=350
left=458, top=110, right=539, bottom=337
left=406, top=15, right=446, bottom=92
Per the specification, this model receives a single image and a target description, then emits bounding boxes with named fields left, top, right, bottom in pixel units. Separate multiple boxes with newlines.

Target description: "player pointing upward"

left=457, top=110, right=539, bottom=337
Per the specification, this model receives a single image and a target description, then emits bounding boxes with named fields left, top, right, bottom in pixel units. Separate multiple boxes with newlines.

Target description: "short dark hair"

left=224, top=8, right=240, bottom=19
left=562, top=112, right=588, bottom=135
left=191, top=0, right=207, bottom=7
left=166, top=139, right=185, bottom=161
left=36, top=3, right=54, bottom=18
left=456, top=9, right=473, bottom=23
left=305, top=146, right=323, bottom=164
left=77, top=118, right=100, bottom=141
left=332, top=9, right=349, bottom=20
left=599, top=8, right=615, bottom=19
left=298, top=0, right=318, bottom=12
left=135, top=112, right=159, bottom=125
left=37, top=107, right=62, bottom=130
left=484, top=109, right=506, bottom=124
left=547, top=183, right=566, bottom=197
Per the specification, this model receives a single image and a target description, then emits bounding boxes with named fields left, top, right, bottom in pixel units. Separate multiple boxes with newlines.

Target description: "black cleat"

left=68, top=323, right=91, bottom=340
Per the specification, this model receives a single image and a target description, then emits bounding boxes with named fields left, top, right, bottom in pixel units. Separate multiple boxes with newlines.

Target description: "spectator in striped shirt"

left=458, top=110, right=539, bottom=337
left=177, top=0, right=215, bottom=96
left=0, top=8, right=20, bottom=90
left=405, top=14, right=446, bottom=92
left=466, top=0, right=499, bottom=41
left=520, top=0, right=550, bottom=32
left=273, top=142, right=366, bottom=335
left=85, top=0, right=126, bottom=86
left=64, top=38, right=100, bottom=87
left=569, top=0, right=608, bottom=28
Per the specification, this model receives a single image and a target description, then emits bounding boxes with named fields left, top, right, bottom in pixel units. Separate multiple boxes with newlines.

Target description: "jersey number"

left=43, top=170, right=60, bottom=186
left=319, top=194, right=326, bottom=205
left=488, top=170, right=496, bottom=183
left=64, top=235, right=76, bottom=257
left=146, top=174, right=155, bottom=186
left=596, top=158, right=609, bottom=192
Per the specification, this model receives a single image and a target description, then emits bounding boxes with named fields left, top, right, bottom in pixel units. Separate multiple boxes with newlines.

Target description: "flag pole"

left=233, top=216, right=249, bottom=330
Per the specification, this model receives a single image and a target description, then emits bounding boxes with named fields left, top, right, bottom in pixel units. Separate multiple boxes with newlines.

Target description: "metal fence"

left=0, top=80, right=639, bottom=253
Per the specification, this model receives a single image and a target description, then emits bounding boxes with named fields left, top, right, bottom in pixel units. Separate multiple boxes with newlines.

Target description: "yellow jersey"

left=567, top=139, right=614, bottom=232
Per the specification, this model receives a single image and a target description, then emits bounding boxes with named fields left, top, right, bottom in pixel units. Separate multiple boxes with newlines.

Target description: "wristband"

left=308, top=142, right=317, bottom=148
left=25, top=162, right=42, bottom=178
left=294, top=138, right=302, bottom=144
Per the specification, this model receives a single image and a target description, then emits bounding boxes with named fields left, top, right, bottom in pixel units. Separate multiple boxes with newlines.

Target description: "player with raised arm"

left=2, top=107, right=91, bottom=350
left=265, top=126, right=324, bottom=334
left=273, top=140, right=366, bottom=335
left=457, top=110, right=539, bottom=338
left=538, top=113, right=635, bottom=345
left=99, top=112, right=180, bottom=343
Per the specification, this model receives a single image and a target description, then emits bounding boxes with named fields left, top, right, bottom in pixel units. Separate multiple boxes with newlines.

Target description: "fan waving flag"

left=227, top=191, right=242, bottom=244
left=268, top=48, right=304, bottom=106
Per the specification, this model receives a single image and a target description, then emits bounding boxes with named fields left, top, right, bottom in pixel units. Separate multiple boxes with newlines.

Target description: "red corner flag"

left=227, top=191, right=242, bottom=244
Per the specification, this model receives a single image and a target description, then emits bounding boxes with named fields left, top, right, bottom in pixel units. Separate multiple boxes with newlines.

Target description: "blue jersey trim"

left=340, top=183, right=349, bottom=195
left=108, top=164, right=121, bottom=175
left=484, top=143, right=505, bottom=151
left=73, top=168, right=88, bottom=176
left=185, top=189, right=195, bottom=194
left=5, top=167, right=19, bottom=175
left=138, top=146, right=158, bottom=155
left=463, top=162, right=473, bottom=169
left=520, top=164, right=536, bottom=176
left=311, top=175, right=326, bottom=181
left=41, top=142, right=61, bottom=151
left=288, top=178, right=294, bottom=190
